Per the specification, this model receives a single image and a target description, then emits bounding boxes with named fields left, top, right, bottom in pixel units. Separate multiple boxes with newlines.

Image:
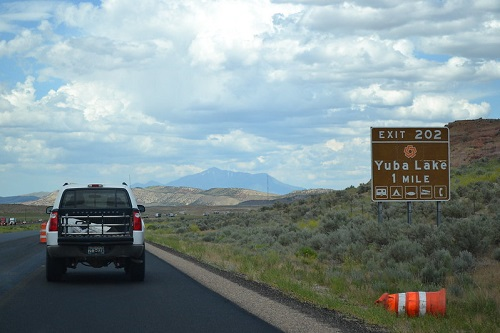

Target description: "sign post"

left=371, top=127, right=450, bottom=223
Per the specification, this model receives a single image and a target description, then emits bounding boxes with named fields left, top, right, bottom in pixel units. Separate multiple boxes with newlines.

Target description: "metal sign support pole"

left=378, top=202, right=383, bottom=223
left=407, top=201, right=412, bottom=224
left=436, top=201, right=442, bottom=226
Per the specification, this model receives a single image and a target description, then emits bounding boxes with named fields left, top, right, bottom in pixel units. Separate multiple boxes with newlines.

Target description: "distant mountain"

left=0, top=191, right=50, bottom=204
left=132, top=187, right=283, bottom=206
left=131, top=180, right=164, bottom=188
left=165, top=167, right=305, bottom=195
left=0, top=195, right=40, bottom=204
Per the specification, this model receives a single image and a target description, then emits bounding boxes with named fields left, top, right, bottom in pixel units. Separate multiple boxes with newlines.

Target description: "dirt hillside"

left=448, top=119, right=500, bottom=168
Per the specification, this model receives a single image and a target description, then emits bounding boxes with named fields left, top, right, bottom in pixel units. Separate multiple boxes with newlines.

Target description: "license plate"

left=88, top=246, right=105, bottom=255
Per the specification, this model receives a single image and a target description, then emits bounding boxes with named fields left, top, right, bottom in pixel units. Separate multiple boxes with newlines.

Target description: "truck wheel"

left=128, top=250, right=145, bottom=282
left=46, top=250, right=65, bottom=282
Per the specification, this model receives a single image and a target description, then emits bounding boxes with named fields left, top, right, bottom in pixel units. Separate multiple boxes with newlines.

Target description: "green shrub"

left=147, top=224, right=159, bottom=230
left=175, top=226, right=187, bottom=234
left=277, top=231, right=297, bottom=246
left=492, top=248, right=500, bottom=261
left=443, top=217, right=490, bottom=256
left=202, top=233, right=216, bottom=242
left=307, top=233, right=328, bottom=251
left=421, top=263, right=446, bottom=285
left=385, top=239, right=424, bottom=263
left=359, top=221, right=390, bottom=247
left=360, top=247, right=383, bottom=266
left=490, top=218, right=500, bottom=245
left=453, top=251, right=476, bottom=273
left=298, top=219, right=319, bottom=230
left=296, top=246, right=318, bottom=259
left=443, top=199, right=472, bottom=218
left=324, top=228, right=353, bottom=261
left=384, top=262, right=414, bottom=286
left=189, top=224, right=201, bottom=233
left=320, top=210, right=349, bottom=233
left=420, top=249, right=452, bottom=285
left=420, top=227, right=450, bottom=256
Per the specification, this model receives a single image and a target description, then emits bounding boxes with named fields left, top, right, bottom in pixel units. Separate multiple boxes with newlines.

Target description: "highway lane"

left=0, top=230, right=44, bottom=297
left=0, top=231, right=281, bottom=333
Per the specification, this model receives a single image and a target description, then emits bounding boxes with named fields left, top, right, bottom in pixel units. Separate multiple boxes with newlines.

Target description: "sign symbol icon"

left=420, top=186, right=432, bottom=199
left=435, top=186, right=448, bottom=199
left=405, top=186, right=418, bottom=199
left=375, top=187, right=388, bottom=198
left=404, top=145, right=417, bottom=158
left=390, top=186, right=403, bottom=199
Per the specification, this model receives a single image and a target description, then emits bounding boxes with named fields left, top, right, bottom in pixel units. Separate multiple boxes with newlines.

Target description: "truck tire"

left=46, top=251, right=65, bottom=282
left=128, top=250, right=145, bottom=282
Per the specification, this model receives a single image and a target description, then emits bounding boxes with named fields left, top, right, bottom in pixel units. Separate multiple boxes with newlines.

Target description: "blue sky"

left=0, top=0, right=499, bottom=196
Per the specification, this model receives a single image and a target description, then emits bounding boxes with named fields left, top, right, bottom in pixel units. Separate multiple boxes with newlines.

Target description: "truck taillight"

left=49, top=211, right=58, bottom=231
left=133, top=210, right=142, bottom=231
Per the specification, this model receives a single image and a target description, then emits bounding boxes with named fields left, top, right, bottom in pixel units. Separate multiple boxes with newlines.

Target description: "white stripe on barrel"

left=419, top=291, right=427, bottom=316
left=398, top=293, right=406, bottom=315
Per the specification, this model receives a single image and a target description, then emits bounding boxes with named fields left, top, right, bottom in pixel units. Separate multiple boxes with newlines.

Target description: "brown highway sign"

left=371, top=127, right=450, bottom=201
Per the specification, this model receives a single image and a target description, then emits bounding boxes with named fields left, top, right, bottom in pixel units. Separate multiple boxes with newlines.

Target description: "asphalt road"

left=0, top=231, right=280, bottom=333
left=0, top=231, right=383, bottom=333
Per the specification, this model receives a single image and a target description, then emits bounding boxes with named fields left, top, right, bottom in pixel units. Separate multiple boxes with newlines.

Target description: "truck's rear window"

left=60, top=189, right=132, bottom=209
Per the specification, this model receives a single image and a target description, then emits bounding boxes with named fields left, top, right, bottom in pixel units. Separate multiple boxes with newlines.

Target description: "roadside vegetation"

left=0, top=224, right=40, bottom=233
left=0, top=204, right=46, bottom=233
left=146, top=158, right=500, bottom=333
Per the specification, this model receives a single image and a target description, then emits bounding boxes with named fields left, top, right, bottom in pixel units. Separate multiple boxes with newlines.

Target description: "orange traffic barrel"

left=40, top=222, right=47, bottom=243
left=375, top=289, right=446, bottom=317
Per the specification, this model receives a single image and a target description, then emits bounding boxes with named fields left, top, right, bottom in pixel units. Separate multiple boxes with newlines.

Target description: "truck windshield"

left=60, top=189, right=131, bottom=209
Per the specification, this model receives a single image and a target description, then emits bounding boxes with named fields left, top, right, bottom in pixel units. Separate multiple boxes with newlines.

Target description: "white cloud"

left=349, top=84, right=412, bottom=107
left=1, top=76, right=36, bottom=108
left=0, top=0, right=498, bottom=195
left=325, top=139, right=344, bottom=152
left=207, top=130, right=274, bottom=153
left=2, top=136, right=63, bottom=165
left=187, top=0, right=273, bottom=70
left=0, top=29, right=43, bottom=56
left=396, top=95, right=490, bottom=120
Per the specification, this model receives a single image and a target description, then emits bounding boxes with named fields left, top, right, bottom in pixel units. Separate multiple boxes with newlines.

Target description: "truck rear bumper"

left=47, top=244, right=145, bottom=259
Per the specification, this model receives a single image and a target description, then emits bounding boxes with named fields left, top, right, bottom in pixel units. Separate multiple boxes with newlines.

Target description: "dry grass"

left=0, top=204, right=47, bottom=223
left=474, top=258, right=500, bottom=307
